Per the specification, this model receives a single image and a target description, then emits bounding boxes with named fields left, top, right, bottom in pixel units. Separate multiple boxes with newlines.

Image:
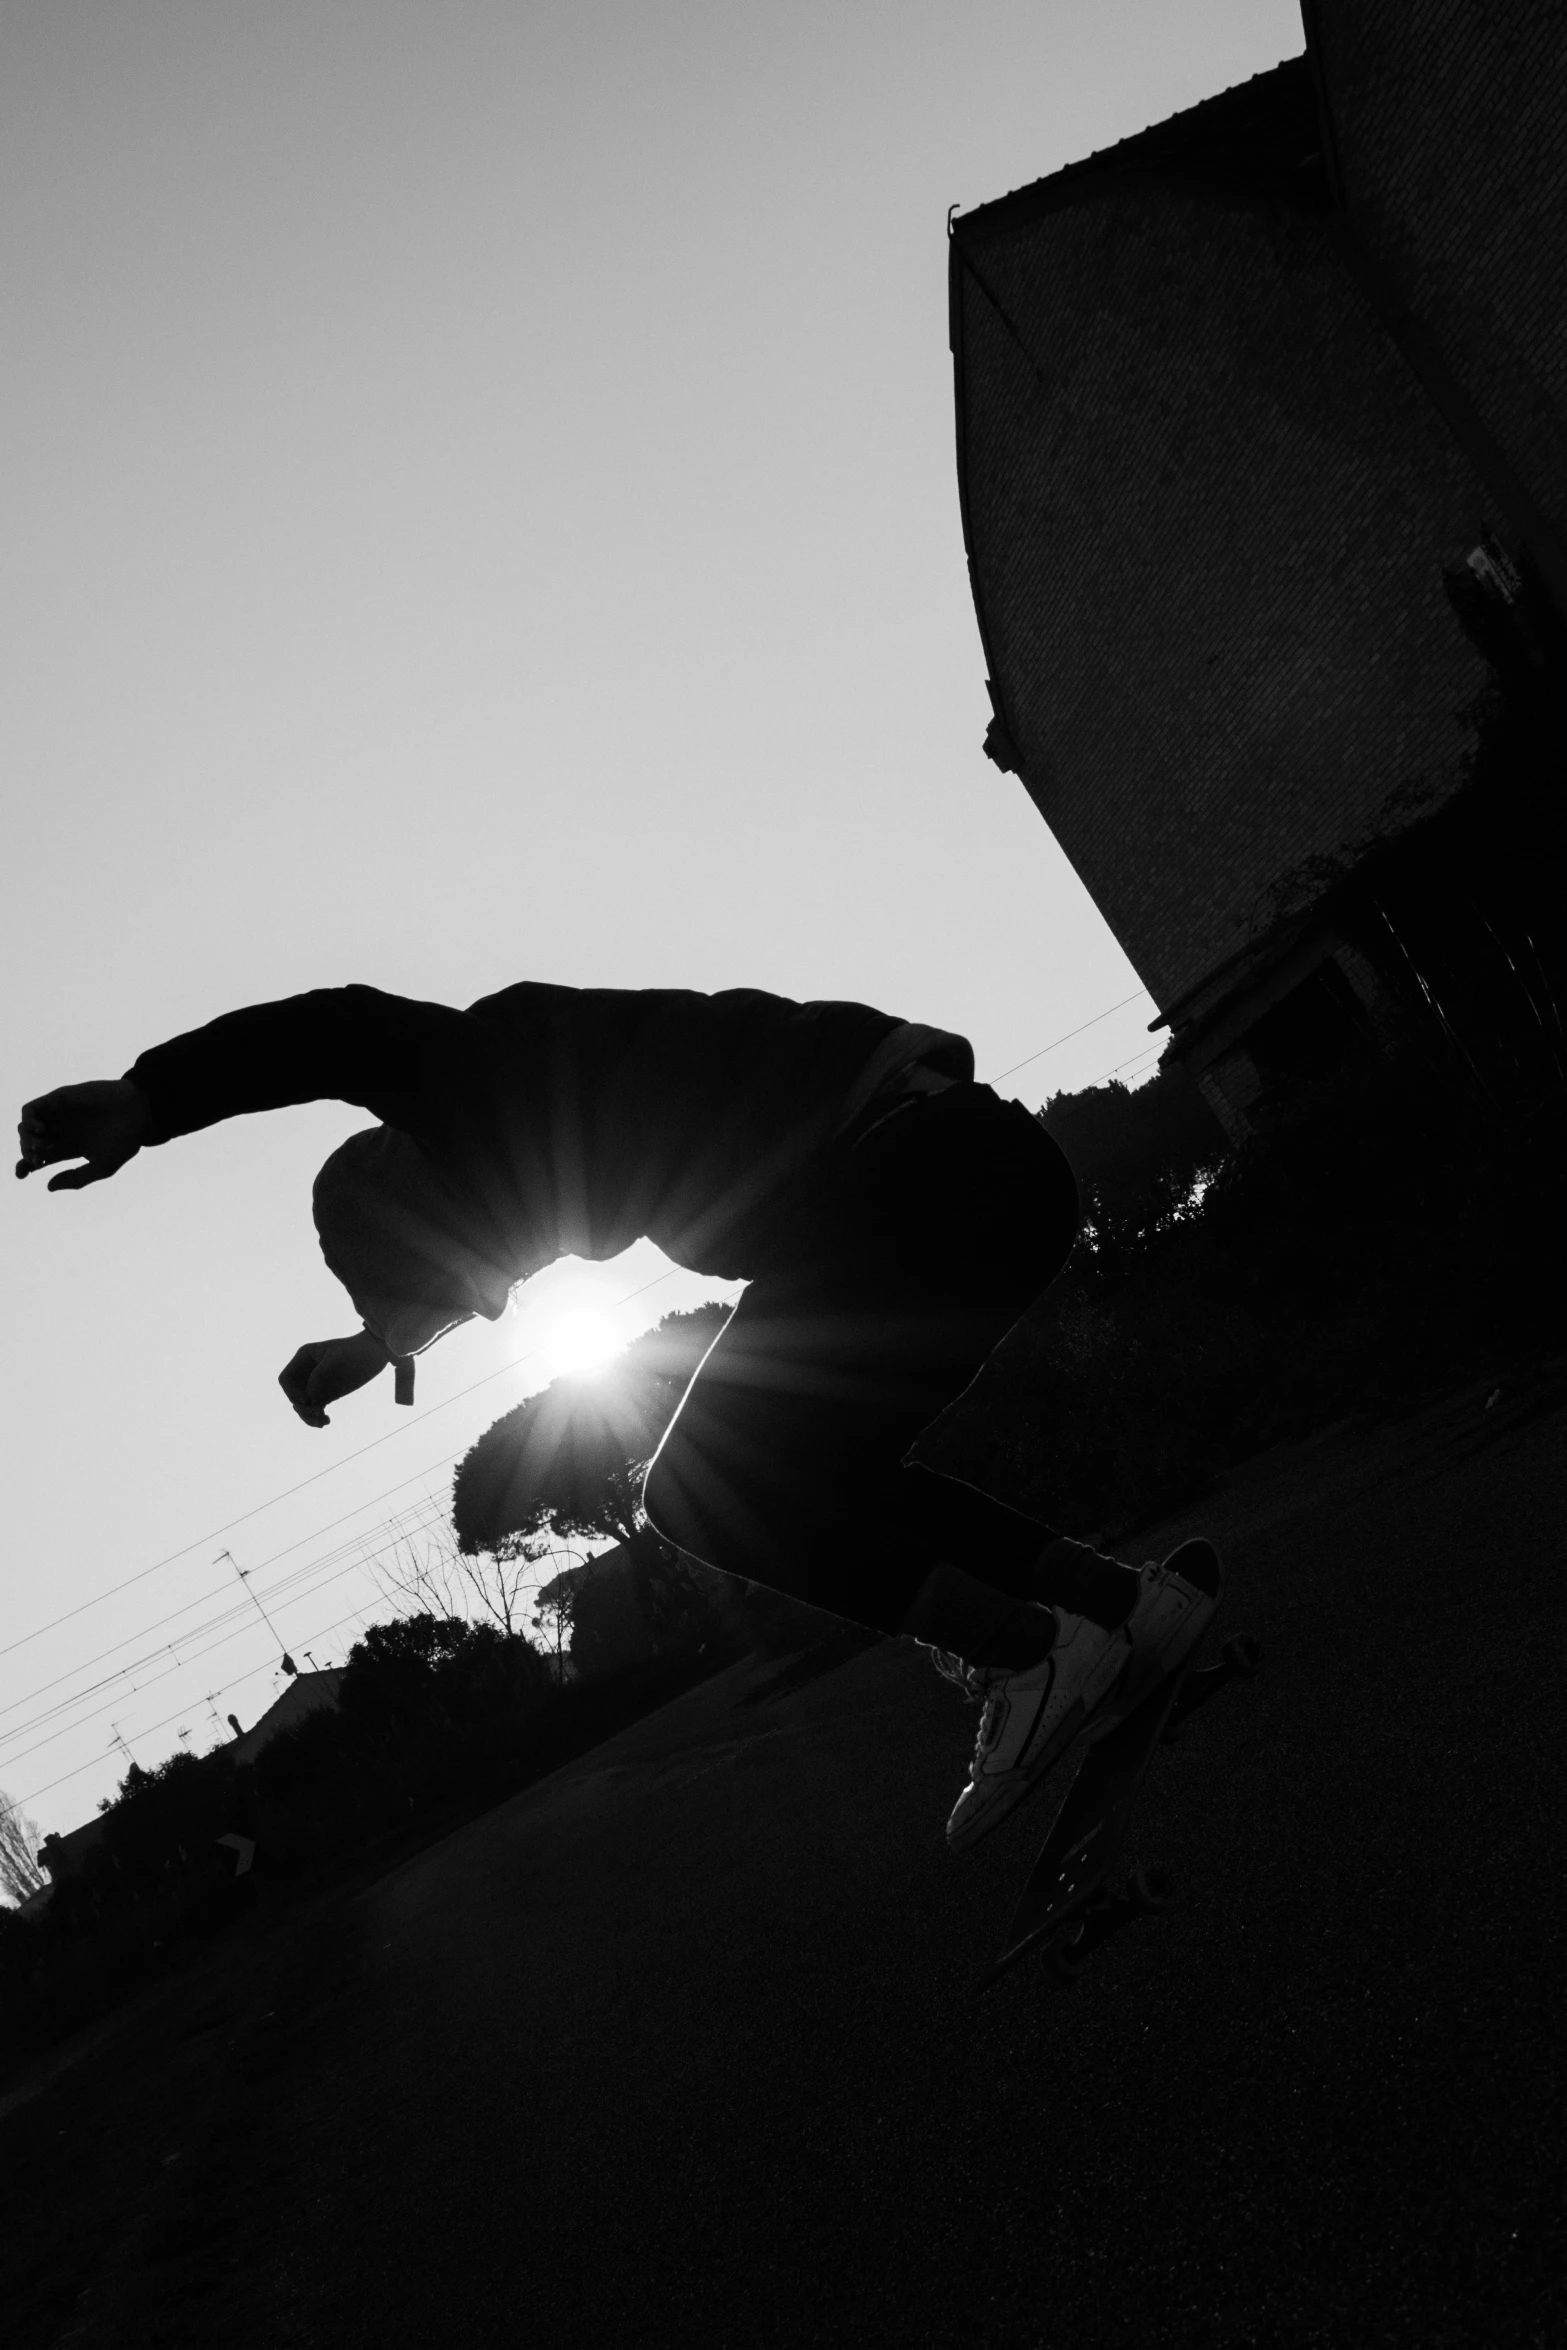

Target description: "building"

left=36, top=1810, right=106, bottom=1888
left=36, top=1669, right=345, bottom=1885
left=950, top=6, right=1567, bottom=1131
left=226, top=1668, right=344, bottom=1767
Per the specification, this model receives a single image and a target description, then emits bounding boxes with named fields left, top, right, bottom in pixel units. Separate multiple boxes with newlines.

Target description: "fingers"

left=17, top=1094, right=79, bottom=1175
left=16, top=1107, right=54, bottom=1177
left=278, top=1346, right=330, bottom=1428
left=46, top=1163, right=114, bottom=1192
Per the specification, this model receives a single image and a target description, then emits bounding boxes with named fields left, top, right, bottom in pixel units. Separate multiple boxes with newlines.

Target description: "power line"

left=15, top=1595, right=383, bottom=1811
left=19, top=1515, right=581, bottom=1814
left=0, top=1557, right=324, bottom=1732
left=6, top=1471, right=562, bottom=1795
left=0, top=1493, right=446, bottom=1741
left=0, top=1488, right=460, bottom=1770
left=0, top=1463, right=468, bottom=1756
left=20, top=1507, right=571, bottom=1816
left=0, top=1551, right=381, bottom=1773
left=0, top=1510, right=453, bottom=1770
left=983, top=989, right=1153, bottom=1085
left=1082, top=1042, right=1165, bottom=1089
left=0, top=1260, right=689, bottom=1664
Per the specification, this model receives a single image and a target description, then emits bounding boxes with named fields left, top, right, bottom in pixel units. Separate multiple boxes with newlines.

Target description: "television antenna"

left=216, top=1550, right=297, bottom=1674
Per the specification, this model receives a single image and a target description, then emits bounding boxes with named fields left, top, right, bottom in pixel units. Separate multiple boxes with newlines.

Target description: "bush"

left=251, top=1704, right=348, bottom=1800
left=567, top=1546, right=727, bottom=1680
left=1040, top=1062, right=1223, bottom=1229
left=338, top=1615, right=554, bottom=1751
left=0, top=1903, right=42, bottom=2006
left=1, top=1594, right=737, bottom=2058
left=338, top=1614, right=476, bottom=1744
left=95, top=1750, right=251, bottom=1901
left=922, top=1046, right=1567, bottom=1540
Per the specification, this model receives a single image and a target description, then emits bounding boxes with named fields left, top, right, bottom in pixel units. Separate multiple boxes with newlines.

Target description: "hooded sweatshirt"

left=127, top=981, right=973, bottom=1357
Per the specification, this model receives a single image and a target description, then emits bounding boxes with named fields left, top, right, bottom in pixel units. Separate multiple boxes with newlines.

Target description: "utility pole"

left=217, top=1550, right=297, bottom=1674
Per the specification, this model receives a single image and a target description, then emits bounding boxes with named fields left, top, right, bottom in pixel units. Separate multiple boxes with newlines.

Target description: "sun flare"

left=539, top=1299, right=626, bottom=1379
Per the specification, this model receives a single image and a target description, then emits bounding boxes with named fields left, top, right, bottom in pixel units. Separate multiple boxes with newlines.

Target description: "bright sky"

left=1, top=0, right=1303, bottom=1841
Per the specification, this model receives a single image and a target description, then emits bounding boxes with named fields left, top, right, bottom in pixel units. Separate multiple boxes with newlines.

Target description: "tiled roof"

left=951, top=55, right=1328, bottom=246
left=230, top=1668, right=344, bottom=1764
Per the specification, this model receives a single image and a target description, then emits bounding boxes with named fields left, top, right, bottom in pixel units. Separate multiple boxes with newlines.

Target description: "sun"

left=539, top=1299, right=627, bottom=1379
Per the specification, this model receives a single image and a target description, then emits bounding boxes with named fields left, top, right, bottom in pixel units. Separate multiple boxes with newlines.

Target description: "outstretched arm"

left=18, top=986, right=504, bottom=1422
left=19, top=984, right=499, bottom=1183
left=121, top=984, right=494, bottom=1146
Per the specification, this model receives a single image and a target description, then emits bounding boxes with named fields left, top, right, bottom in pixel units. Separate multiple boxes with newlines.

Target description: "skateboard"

left=977, top=1631, right=1262, bottom=1991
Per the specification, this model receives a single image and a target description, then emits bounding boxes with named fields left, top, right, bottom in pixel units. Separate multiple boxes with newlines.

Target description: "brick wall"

left=1310, top=0, right=1567, bottom=552
left=953, top=164, right=1495, bottom=1018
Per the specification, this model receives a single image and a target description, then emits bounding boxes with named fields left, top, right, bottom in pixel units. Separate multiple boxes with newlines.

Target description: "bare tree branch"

left=0, top=1787, right=45, bottom=1906
left=369, top=1512, right=581, bottom=1649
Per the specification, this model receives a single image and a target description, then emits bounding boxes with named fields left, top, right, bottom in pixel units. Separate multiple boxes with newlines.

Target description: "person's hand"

left=16, top=1079, right=151, bottom=1190
left=278, top=1329, right=391, bottom=1428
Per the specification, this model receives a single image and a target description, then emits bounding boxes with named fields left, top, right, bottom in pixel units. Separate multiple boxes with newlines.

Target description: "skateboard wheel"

left=1221, top=1635, right=1263, bottom=1677
left=1125, top=1863, right=1177, bottom=1912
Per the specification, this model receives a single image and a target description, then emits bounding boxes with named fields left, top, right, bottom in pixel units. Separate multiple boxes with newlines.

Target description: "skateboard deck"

left=977, top=1632, right=1262, bottom=1991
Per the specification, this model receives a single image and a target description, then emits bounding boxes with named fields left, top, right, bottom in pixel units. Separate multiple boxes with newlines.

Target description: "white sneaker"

left=943, top=1538, right=1223, bottom=1854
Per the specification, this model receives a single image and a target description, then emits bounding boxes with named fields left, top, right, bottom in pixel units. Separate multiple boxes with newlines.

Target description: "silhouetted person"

left=17, top=979, right=1218, bottom=1846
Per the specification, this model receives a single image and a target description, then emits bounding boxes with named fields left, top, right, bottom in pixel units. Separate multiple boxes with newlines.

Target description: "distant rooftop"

left=229, top=1666, right=343, bottom=1765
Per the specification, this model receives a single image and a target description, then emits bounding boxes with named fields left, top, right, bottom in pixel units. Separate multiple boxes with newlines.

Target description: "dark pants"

left=642, top=1083, right=1082, bottom=1637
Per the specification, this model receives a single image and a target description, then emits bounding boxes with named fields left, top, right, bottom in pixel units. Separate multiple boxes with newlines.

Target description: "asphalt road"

left=8, top=1368, right=1565, bottom=2348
